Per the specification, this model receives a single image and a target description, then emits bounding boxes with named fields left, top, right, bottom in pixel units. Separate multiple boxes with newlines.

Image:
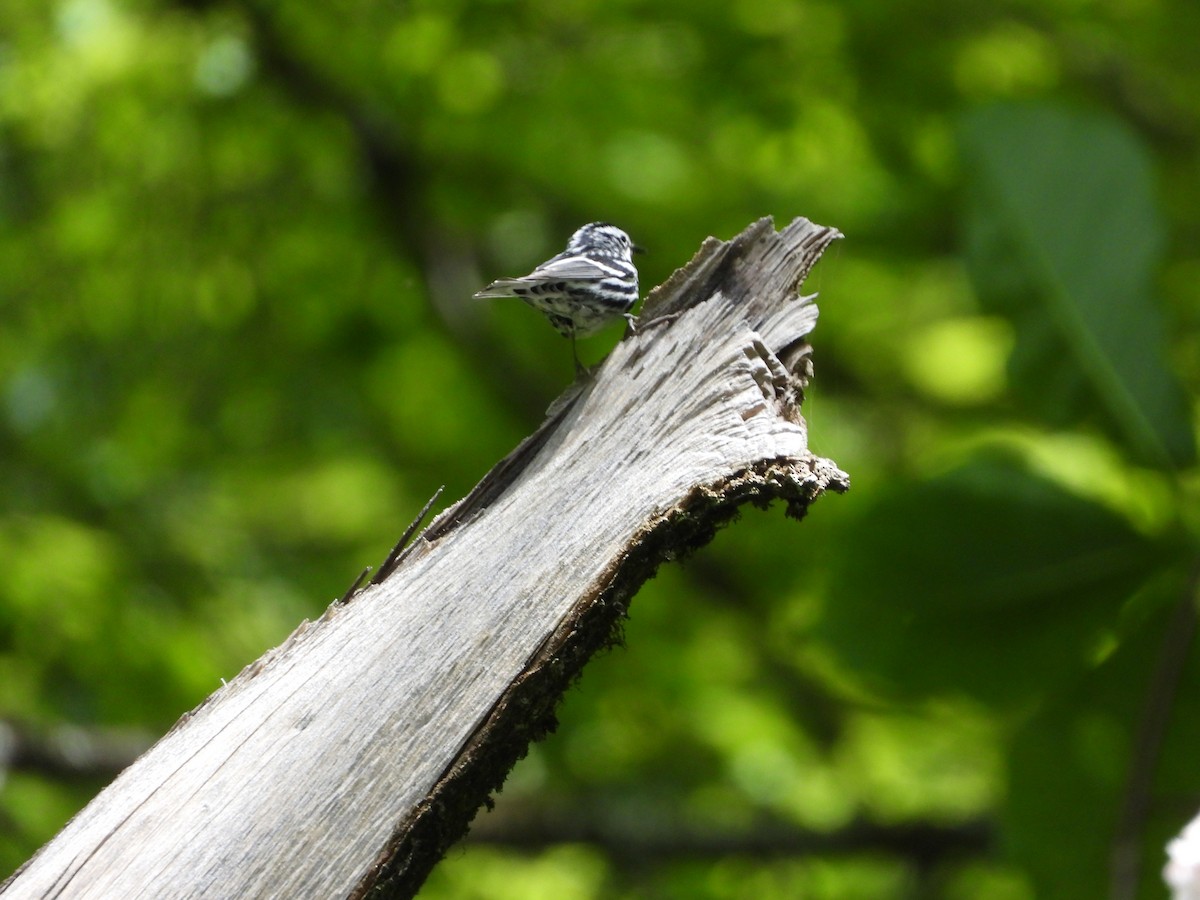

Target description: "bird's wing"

left=474, top=253, right=627, bottom=299
left=530, top=254, right=626, bottom=280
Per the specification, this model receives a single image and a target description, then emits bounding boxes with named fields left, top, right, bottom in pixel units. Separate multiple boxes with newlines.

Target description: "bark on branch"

left=1, top=216, right=848, bottom=900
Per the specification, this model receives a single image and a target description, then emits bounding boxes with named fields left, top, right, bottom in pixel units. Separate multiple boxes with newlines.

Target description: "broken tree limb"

left=1, top=216, right=848, bottom=900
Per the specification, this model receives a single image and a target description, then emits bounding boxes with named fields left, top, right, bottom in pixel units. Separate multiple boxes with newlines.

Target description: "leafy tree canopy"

left=2, top=0, right=1198, bottom=897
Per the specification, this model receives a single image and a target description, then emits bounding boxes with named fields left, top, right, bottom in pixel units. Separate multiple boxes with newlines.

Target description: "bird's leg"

left=623, top=312, right=639, bottom=334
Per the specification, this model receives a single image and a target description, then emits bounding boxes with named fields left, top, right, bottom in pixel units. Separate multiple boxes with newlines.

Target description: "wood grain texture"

left=2, top=216, right=848, bottom=900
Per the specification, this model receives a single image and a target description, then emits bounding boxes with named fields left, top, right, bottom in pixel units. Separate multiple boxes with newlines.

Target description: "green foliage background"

left=2, top=0, right=1199, bottom=897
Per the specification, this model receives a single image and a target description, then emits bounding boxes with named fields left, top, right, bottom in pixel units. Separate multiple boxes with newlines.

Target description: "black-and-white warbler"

left=475, top=222, right=642, bottom=375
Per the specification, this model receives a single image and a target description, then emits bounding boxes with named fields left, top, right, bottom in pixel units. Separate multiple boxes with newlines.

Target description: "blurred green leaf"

left=1006, top=585, right=1200, bottom=899
left=961, top=103, right=1195, bottom=470
left=819, top=457, right=1167, bottom=706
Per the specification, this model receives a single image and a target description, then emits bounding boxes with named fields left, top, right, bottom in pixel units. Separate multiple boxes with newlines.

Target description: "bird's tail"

left=473, top=278, right=527, bottom=299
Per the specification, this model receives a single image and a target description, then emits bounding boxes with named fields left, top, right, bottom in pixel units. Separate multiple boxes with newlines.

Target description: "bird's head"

left=567, top=222, right=643, bottom=260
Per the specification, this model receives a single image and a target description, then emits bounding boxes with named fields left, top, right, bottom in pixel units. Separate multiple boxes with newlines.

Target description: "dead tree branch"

left=2, top=217, right=847, bottom=900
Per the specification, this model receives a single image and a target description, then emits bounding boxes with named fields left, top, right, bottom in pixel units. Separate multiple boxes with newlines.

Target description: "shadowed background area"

left=1, top=1, right=1198, bottom=898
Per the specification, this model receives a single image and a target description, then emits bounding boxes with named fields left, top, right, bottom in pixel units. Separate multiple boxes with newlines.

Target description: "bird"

left=474, top=222, right=642, bottom=376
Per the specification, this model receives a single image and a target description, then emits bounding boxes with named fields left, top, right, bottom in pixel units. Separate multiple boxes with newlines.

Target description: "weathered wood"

left=1, top=216, right=848, bottom=900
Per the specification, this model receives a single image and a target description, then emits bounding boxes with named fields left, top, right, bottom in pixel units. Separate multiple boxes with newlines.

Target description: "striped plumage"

left=474, top=222, right=641, bottom=374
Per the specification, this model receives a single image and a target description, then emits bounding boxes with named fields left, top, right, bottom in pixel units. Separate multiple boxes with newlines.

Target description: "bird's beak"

left=632, top=243, right=646, bottom=254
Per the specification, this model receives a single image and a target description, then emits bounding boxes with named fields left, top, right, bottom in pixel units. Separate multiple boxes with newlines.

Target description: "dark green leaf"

left=1006, top=585, right=1200, bottom=899
left=961, top=103, right=1194, bottom=470
left=819, top=457, right=1165, bottom=706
